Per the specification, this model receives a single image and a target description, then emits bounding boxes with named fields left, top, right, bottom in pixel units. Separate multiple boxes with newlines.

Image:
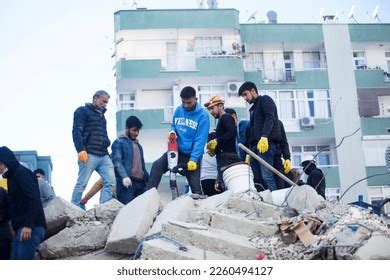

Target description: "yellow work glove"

left=257, top=137, right=269, bottom=153
left=78, top=151, right=88, bottom=163
left=207, top=139, right=217, bottom=151
left=283, top=159, right=291, bottom=174
left=245, top=155, right=251, bottom=165
left=187, top=160, right=197, bottom=171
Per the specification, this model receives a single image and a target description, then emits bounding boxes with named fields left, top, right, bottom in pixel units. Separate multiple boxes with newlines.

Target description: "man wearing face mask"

left=112, top=116, right=149, bottom=205
left=147, top=86, right=210, bottom=196
left=0, top=146, right=46, bottom=260
left=71, top=90, right=116, bottom=209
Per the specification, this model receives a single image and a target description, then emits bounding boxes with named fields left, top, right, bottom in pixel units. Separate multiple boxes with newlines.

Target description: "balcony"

left=355, top=67, right=390, bottom=88
left=244, top=69, right=329, bottom=90
left=361, top=116, right=390, bottom=136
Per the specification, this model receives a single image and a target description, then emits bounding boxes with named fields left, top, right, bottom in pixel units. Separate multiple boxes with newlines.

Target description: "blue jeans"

left=251, top=143, right=277, bottom=191
left=11, top=227, right=45, bottom=260
left=116, top=179, right=146, bottom=205
left=71, top=154, right=115, bottom=209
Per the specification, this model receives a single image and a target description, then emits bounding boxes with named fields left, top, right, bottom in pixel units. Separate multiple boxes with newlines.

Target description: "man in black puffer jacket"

left=0, top=186, right=11, bottom=259
left=0, top=146, right=46, bottom=259
left=71, top=90, right=115, bottom=209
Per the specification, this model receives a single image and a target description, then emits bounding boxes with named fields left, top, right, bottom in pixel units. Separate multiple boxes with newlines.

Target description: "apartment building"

left=113, top=8, right=390, bottom=207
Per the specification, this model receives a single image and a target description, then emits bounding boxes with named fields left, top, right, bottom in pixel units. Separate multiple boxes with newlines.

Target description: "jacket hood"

left=302, top=161, right=316, bottom=175
left=0, top=146, right=20, bottom=175
left=183, top=102, right=203, bottom=115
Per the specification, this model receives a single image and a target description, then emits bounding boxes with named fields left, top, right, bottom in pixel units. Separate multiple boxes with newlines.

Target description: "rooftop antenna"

left=372, top=5, right=381, bottom=23
left=247, top=11, right=257, bottom=22
left=196, top=0, right=206, bottom=8
left=348, top=5, right=358, bottom=23
left=207, top=0, right=218, bottom=9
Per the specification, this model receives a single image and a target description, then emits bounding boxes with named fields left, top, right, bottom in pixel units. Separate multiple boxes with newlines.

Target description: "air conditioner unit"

left=300, top=117, right=315, bottom=128
left=227, top=82, right=242, bottom=95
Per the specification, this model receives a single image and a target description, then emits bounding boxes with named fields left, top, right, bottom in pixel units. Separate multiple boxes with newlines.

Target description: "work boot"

left=190, top=193, right=208, bottom=200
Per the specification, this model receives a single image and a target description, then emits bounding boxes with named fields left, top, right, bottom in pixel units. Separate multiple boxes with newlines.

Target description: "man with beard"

left=147, top=86, right=210, bottom=196
left=205, top=96, right=241, bottom=190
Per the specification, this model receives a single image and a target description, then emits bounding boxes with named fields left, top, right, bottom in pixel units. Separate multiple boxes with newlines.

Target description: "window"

left=303, top=51, right=321, bottom=69
left=118, top=92, right=135, bottom=110
left=197, top=84, right=226, bottom=106
left=245, top=52, right=264, bottom=71
left=264, top=89, right=331, bottom=119
left=283, top=52, right=294, bottom=81
left=291, top=145, right=332, bottom=167
left=353, top=51, right=366, bottom=70
left=194, top=37, right=222, bottom=57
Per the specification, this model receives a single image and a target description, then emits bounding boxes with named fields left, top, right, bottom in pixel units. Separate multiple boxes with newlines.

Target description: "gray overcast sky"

left=0, top=0, right=389, bottom=207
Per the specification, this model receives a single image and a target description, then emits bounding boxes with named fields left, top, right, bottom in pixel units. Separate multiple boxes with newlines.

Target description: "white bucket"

left=222, top=163, right=256, bottom=193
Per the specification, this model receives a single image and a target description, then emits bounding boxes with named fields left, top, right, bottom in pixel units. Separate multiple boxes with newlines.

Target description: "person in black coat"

left=273, top=120, right=292, bottom=189
left=71, top=90, right=116, bottom=209
left=301, top=156, right=326, bottom=199
left=0, top=146, right=46, bottom=260
left=238, top=81, right=281, bottom=191
left=0, top=187, right=11, bottom=259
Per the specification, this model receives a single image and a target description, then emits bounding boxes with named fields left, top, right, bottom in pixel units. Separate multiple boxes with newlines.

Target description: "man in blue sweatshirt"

left=147, top=86, right=210, bottom=195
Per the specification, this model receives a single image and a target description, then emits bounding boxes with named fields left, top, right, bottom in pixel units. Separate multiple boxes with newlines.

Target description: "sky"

left=0, top=0, right=389, bottom=208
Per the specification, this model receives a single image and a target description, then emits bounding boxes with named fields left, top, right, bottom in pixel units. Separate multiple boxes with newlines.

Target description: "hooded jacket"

left=303, top=162, right=326, bottom=199
left=0, top=146, right=46, bottom=231
left=171, top=102, right=210, bottom=163
left=72, top=103, right=110, bottom=156
left=0, top=187, right=11, bottom=241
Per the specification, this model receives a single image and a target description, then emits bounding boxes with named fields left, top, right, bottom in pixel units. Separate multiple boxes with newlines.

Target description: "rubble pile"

left=38, top=187, right=390, bottom=260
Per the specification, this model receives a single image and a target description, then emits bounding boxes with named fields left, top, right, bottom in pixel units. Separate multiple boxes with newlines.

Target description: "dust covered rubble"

left=39, top=186, right=390, bottom=260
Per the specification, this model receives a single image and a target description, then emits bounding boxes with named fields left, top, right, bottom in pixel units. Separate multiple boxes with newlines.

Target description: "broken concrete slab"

left=105, top=188, right=160, bottom=254
left=38, top=222, right=110, bottom=259
left=147, top=196, right=194, bottom=236
left=355, top=233, right=390, bottom=260
left=161, top=220, right=258, bottom=259
left=88, top=199, right=124, bottom=224
left=44, top=196, right=85, bottom=238
left=258, top=190, right=273, bottom=204
left=195, top=189, right=233, bottom=211
left=225, top=196, right=283, bottom=220
left=140, top=238, right=231, bottom=260
left=206, top=211, right=278, bottom=237
left=285, top=185, right=325, bottom=214
left=58, top=249, right=129, bottom=260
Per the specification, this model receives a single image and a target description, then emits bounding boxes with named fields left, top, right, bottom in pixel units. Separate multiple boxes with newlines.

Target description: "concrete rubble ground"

left=38, top=184, right=390, bottom=260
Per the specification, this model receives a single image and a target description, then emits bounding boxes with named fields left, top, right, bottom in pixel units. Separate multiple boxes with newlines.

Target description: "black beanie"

left=126, top=116, right=143, bottom=129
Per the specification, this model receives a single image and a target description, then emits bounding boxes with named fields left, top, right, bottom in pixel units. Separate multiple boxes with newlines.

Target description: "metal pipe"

left=238, top=143, right=298, bottom=188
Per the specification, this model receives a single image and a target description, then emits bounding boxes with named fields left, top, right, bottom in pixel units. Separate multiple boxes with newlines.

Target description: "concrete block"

left=39, top=222, right=110, bottom=259
left=285, top=185, right=325, bottom=214
left=195, top=190, right=233, bottom=211
left=140, top=238, right=231, bottom=260
left=44, top=197, right=85, bottom=238
left=162, top=220, right=258, bottom=259
left=355, top=233, right=390, bottom=260
left=147, top=196, right=195, bottom=236
left=88, top=199, right=124, bottom=224
left=58, top=249, right=129, bottom=260
left=105, top=188, right=160, bottom=254
left=207, top=211, right=278, bottom=237
left=226, top=197, right=283, bottom=220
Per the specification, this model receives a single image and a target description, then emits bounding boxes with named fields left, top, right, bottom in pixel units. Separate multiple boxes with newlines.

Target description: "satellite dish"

left=207, top=0, right=218, bottom=9
left=348, top=5, right=358, bottom=23
left=372, top=5, right=381, bottom=22
left=247, top=11, right=257, bottom=22
left=266, top=10, right=278, bottom=23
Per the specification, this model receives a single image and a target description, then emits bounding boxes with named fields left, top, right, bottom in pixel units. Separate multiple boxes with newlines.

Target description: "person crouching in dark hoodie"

left=0, top=146, right=46, bottom=260
left=301, top=155, right=326, bottom=199
left=0, top=186, right=12, bottom=259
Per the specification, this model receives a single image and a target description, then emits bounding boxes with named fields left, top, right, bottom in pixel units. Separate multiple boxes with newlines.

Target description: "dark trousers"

left=0, top=239, right=11, bottom=260
left=201, top=179, right=218, bottom=197
left=116, top=179, right=146, bottom=205
left=147, top=152, right=202, bottom=195
left=273, top=155, right=285, bottom=190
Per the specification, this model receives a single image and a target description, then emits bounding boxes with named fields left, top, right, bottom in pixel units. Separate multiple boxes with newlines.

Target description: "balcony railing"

left=262, top=68, right=296, bottom=83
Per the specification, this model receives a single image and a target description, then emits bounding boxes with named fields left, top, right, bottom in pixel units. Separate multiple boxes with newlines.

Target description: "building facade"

left=113, top=8, right=390, bottom=207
